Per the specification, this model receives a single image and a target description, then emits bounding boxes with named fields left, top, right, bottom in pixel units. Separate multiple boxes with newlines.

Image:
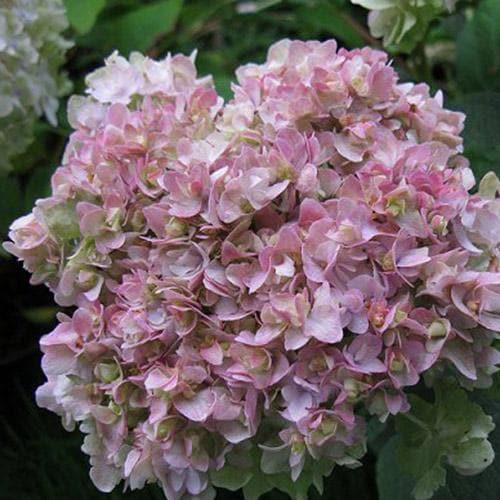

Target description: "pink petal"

left=173, top=388, right=216, bottom=422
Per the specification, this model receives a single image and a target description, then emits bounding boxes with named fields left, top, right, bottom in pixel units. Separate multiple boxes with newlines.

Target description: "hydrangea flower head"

left=0, top=0, right=72, bottom=171
left=5, top=40, right=500, bottom=499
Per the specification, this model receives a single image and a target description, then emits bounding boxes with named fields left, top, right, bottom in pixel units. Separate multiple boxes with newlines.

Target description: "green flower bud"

left=428, top=319, right=449, bottom=339
left=95, top=360, right=120, bottom=383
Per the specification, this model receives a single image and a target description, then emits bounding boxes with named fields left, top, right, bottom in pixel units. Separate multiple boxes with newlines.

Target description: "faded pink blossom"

left=4, top=40, right=500, bottom=499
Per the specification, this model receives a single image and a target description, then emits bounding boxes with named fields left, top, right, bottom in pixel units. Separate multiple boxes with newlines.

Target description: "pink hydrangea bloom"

left=5, top=40, right=500, bottom=499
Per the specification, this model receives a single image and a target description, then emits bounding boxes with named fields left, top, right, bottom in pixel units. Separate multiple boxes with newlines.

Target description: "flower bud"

left=427, top=319, right=449, bottom=339
left=95, top=360, right=120, bottom=383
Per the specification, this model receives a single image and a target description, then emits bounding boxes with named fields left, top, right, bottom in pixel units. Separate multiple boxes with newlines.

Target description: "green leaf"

left=238, top=444, right=334, bottom=500
left=64, top=0, right=106, bottom=34
left=442, top=392, right=500, bottom=500
left=377, top=437, right=420, bottom=500
left=214, top=73, right=234, bottom=102
left=480, top=373, right=500, bottom=402
left=297, top=1, right=365, bottom=48
left=378, top=390, right=500, bottom=500
left=412, top=465, right=447, bottom=500
left=447, top=439, right=494, bottom=476
left=377, top=436, right=457, bottom=500
left=247, top=462, right=333, bottom=500
left=267, top=470, right=315, bottom=500
left=243, top=474, right=274, bottom=500
left=456, top=0, right=500, bottom=93
left=210, top=464, right=253, bottom=491
left=452, top=92, right=500, bottom=179
left=398, top=430, right=447, bottom=500
left=367, top=416, right=393, bottom=455
left=393, top=380, right=496, bottom=500
left=95, top=0, right=184, bottom=55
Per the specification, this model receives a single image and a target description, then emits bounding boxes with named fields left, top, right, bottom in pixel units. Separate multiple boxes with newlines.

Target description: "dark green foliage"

left=452, top=92, right=500, bottom=180
left=456, top=0, right=500, bottom=94
left=377, top=394, right=500, bottom=500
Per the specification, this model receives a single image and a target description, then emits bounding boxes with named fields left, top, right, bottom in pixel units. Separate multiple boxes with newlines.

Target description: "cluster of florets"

left=0, top=0, right=72, bottom=172
left=5, top=40, right=500, bottom=499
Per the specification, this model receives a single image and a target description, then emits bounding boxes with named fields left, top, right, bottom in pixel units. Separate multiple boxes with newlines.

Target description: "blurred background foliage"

left=0, top=0, right=499, bottom=499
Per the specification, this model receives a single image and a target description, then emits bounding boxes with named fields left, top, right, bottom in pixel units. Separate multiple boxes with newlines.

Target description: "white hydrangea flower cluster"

left=0, top=0, right=72, bottom=172
left=352, top=0, right=457, bottom=51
